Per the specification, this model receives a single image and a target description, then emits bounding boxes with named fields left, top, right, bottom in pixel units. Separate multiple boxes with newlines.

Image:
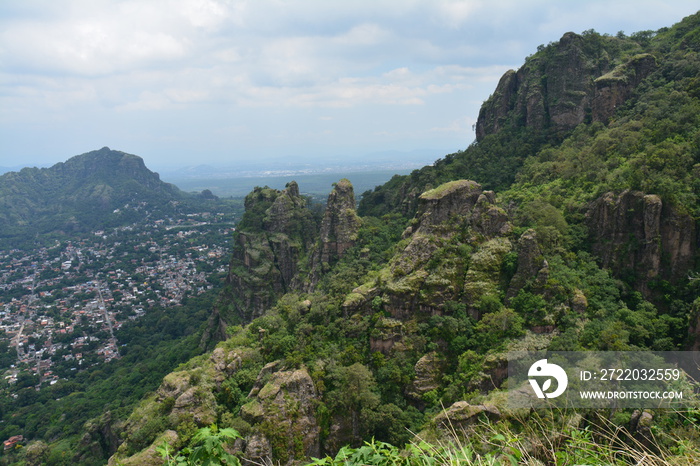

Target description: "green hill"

left=0, top=147, right=185, bottom=245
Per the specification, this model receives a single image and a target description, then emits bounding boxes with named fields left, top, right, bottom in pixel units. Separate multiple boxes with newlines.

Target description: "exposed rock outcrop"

left=308, top=179, right=362, bottom=289
left=383, top=180, right=491, bottom=319
left=406, top=352, right=446, bottom=401
left=472, top=191, right=512, bottom=238
left=506, top=229, right=549, bottom=299
left=413, top=180, right=483, bottom=233
left=476, top=33, right=656, bottom=141
left=630, top=410, right=655, bottom=451
left=592, top=53, right=657, bottom=123
left=319, top=179, right=361, bottom=264
left=369, top=317, right=404, bottom=355
left=224, top=182, right=317, bottom=322
left=344, top=180, right=514, bottom=325
left=433, top=401, right=501, bottom=430
left=241, top=367, right=320, bottom=464
left=587, top=190, right=697, bottom=297
left=78, top=411, right=122, bottom=463
left=108, top=431, right=179, bottom=466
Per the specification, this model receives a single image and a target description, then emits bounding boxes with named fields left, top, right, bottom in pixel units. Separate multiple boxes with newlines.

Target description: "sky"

left=1, top=0, right=698, bottom=171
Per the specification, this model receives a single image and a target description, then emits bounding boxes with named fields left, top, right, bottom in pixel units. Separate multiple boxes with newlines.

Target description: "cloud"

left=334, top=23, right=391, bottom=46
left=434, top=0, right=483, bottom=29
left=1, top=0, right=699, bottom=166
left=1, top=14, right=187, bottom=76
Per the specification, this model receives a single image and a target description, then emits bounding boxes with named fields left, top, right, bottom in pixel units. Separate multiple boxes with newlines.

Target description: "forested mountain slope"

left=105, top=12, right=700, bottom=466
left=0, top=147, right=184, bottom=245
left=11, top=11, right=700, bottom=466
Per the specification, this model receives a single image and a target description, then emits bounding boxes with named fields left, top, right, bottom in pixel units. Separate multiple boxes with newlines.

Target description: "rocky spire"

left=319, top=179, right=361, bottom=264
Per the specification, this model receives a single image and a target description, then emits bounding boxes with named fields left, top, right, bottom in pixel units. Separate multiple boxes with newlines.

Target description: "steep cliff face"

left=591, top=53, right=657, bottom=122
left=241, top=364, right=320, bottom=464
left=205, top=179, right=361, bottom=344
left=306, top=179, right=362, bottom=289
left=318, top=179, right=361, bottom=265
left=344, top=180, right=512, bottom=325
left=223, top=182, right=317, bottom=322
left=587, top=190, right=697, bottom=297
left=476, top=32, right=655, bottom=140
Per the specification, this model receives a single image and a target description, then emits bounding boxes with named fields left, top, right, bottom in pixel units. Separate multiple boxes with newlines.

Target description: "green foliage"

left=0, top=147, right=198, bottom=246
left=475, top=308, right=525, bottom=351
left=358, top=128, right=544, bottom=218
left=158, top=424, right=242, bottom=466
left=307, top=436, right=513, bottom=466
left=0, top=290, right=213, bottom=464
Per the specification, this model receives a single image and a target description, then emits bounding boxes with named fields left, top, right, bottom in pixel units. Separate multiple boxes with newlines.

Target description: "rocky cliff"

left=344, top=179, right=512, bottom=325
left=104, top=12, right=700, bottom=466
left=587, top=190, right=697, bottom=297
left=207, top=179, right=362, bottom=342
left=306, top=179, right=362, bottom=289
left=222, top=182, right=317, bottom=322
left=241, top=363, right=320, bottom=463
left=318, top=179, right=361, bottom=265
left=476, top=32, right=655, bottom=140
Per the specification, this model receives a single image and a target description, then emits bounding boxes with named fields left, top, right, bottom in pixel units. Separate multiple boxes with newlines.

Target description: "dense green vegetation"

left=0, top=286, right=214, bottom=465
left=108, top=12, right=700, bottom=465
left=360, top=17, right=700, bottom=220
left=0, top=147, right=234, bottom=248
left=4, top=11, right=700, bottom=466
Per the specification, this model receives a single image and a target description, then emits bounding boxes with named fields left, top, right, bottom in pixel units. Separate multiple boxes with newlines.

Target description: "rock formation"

left=318, top=179, right=361, bottom=265
left=592, top=54, right=657, bottom=123
left=241, top=365, right=321, bottom=464
left=307, top=179, right=362, bottom=289
left=476, top=32, right=656, bottom=140
left=432, top=401, right=501, bottom=430
left=506, top=229, right=549, bottom=299
left=224, top=182, right=317, bottom=321
left=343, top=180, right=515, bottom=325
left=587, top=190, right=697, bottom=297
left=406, top=352, right=446, bottom=401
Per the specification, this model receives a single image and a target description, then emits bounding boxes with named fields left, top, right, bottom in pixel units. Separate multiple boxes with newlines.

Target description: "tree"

left=326, top=363, right=380, bottom=442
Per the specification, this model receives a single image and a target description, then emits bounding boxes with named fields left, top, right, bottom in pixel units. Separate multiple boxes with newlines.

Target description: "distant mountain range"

left=0, top=147, right=184, bottom=243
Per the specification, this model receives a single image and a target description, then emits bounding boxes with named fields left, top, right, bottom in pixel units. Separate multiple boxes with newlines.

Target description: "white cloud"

left=1, top=14, right=188, bottom=76
left=334, top=23, right=390, bottom=46
left=1, top=0, right=699, bottom=166
left=178, top=0, right=229, bottom=29
left=434, top=0, right=483, bottom=29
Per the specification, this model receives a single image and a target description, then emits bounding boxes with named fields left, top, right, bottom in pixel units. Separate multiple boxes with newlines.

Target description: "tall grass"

left=307, top=406, right=700, bottom=466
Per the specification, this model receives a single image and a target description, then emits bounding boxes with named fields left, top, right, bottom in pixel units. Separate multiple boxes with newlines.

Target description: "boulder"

left=242, top=367, right=321, bottom=465
left=433, top=401, right=501, bottom=430
left=406, top=352, right=446, bottom=400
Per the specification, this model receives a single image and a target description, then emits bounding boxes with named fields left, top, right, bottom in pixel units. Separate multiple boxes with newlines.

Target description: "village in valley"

left=0, top=204, right=237, bottom=390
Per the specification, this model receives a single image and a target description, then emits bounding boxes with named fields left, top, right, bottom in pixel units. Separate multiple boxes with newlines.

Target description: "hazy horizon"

left=0, top=146, right=445, bottom=174
left=2, top=1, right=698, bottom=169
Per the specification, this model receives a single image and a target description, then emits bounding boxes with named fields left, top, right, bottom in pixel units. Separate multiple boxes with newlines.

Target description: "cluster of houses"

left=0, top=211, right=234, bottom=388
